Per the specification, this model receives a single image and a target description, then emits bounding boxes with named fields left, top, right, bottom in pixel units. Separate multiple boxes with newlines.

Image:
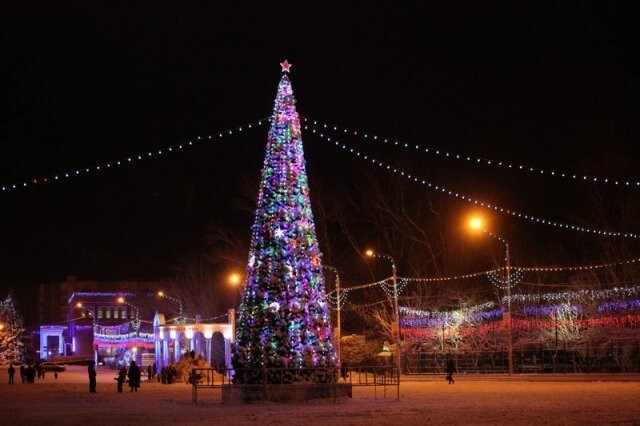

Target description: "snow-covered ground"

left=1, top=365, right=640, bottom=425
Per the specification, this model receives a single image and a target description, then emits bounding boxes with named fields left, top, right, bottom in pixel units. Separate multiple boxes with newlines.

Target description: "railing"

left=191, top=365, right=400, bottom=404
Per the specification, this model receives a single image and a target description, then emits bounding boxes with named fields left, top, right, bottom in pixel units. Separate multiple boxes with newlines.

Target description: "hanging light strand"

left=307, top=127, right=640, bottom=239
left=303, top=117, right=640, bottom=190
left=1, top=117, right=269, bottom=194
left=518, top=256, right=640, bottom=272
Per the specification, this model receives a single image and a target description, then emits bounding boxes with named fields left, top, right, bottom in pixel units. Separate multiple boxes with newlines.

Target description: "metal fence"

left=190, top=365, right=400, bottom=404
left=403, top=341, right=640, bottom=374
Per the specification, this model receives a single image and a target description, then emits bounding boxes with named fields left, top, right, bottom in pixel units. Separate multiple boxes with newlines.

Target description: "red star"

left=280, top=59, right=292, bottom=73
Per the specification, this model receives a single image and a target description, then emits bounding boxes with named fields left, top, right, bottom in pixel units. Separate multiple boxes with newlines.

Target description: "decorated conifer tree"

left=0, top=293, right=25, bottom=364
left=232, top=61, right=338, bottom=383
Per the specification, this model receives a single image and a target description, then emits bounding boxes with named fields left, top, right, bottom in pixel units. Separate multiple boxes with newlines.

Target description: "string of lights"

left=323, top=257, right=640, bottom=308
left=303, top=118, right=640, bottom=190
left=400, top=302, right=497, bottom=319
left=402, top=314, right=640, bottom=338
left=308, top=128, right=640, bottom=239
left=598, top=299, right=640, bottom=313
left=2, top=117, right=269, bottom=194
left=487, top=269, right=524, bottom=290
left=507, top=285, right=640, bottom=304
left=518, top=256, right=640, bottom=272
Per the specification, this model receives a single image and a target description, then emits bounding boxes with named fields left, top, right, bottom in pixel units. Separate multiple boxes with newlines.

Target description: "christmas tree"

left=232, top=60, right=338, bottom=384
left=0, top=293, right=25, bottom=364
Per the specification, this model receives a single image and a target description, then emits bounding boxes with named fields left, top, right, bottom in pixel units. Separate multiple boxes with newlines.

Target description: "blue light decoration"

left=231, top=61, right=338, bottom=384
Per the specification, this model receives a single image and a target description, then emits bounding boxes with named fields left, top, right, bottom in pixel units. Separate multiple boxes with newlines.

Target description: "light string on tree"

left=400, top=302, right=497, bottom=320
left=598, top=299, right=640, bottom=313
left=507, top=284, right=640, bottom=304
left=402, top=314, right=640, bottom=339
left=303, top=117, right=640, bottom=190
left=306, top=127, right=640, bottom=239
left=400, top=294, right=640, bottom=329
left=2, top=118, right=269, bottom=194
left=522, top=304, right=583, bottom=317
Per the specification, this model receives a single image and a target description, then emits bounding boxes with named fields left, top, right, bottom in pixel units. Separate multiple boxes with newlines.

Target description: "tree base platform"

left=221, top=382, right=353, bottom=404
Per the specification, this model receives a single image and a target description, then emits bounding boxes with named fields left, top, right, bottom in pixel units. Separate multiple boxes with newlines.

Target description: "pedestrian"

left=41, top=367, right=46, bottom=380
left=147, top=364, right=152, bottom=381
left=8, top=363, right=15, bottom=384
left=54, top=371, right=58, bottom=380
left=88, top=361, right=97, bottom=393
left=445, top=359, right=456, bottom=384
left=26, top=365, right=35, bottom=383
left=127, top=360, right=141, bottom=392
left=161, top=367, right=167, bottom=384
left=19, top=364, right=26, bottom=383
left=152, top=362, right=157, bottom=378
left=116, top=365, right=127, bottom=393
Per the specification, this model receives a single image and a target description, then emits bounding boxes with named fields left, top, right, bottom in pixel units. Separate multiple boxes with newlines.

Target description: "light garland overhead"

left=487, top=269, right=524, bottom=290
left=518, top=256, right=640, bottom=272
left=304, top=118, right=640, bottom=190
left=307, top=127, right=640, bottom=239
left=2, top=118, right=268, bottom=194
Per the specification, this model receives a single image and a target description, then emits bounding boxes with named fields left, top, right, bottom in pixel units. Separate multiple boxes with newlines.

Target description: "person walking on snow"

left=127, top=361, right=141, bottom=392
left=88, top=361, right=97, bottom=393
left=446, top=359, right=457, bottom=384
left=8, top=363, right=15, bottom=384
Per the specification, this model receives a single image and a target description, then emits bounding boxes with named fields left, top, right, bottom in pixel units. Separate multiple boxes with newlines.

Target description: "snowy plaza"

left=2, top=365, right=640, bottom=425
left=4, top=4, right=640, bottom=425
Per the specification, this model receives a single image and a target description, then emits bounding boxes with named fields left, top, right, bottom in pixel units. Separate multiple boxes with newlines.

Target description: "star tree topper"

left=280, top=59, right=292, bottom=73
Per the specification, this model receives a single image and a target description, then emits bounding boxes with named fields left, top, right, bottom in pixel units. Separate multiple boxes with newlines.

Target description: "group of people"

left=87, top=360, right=150, bottom=393
left=7, top=362, right=57, bottom=384
left=160, top=365, right=178, bottom=384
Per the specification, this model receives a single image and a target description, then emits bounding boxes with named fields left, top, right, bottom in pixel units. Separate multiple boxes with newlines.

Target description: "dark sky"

left=3, top=3, right=640, bottom=318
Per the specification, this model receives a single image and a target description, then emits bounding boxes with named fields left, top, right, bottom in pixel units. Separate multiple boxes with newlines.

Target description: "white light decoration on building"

left=185, top=327, right=194, bottom=339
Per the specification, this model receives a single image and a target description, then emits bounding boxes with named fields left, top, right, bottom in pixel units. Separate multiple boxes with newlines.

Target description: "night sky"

left=3, top=3, right=640, bottom=322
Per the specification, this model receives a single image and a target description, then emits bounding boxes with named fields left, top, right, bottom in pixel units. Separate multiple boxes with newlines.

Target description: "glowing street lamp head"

left=469, top=217, right=483, bottom=231
left=228, top=273, right=241, bottom=285
left=157, top=291, right=164, bottom=297
left=365, top=249, right=374, bottom=257
left=76, top=302, right=83, bottom=308
left=117, top=296, right=125, bottom=304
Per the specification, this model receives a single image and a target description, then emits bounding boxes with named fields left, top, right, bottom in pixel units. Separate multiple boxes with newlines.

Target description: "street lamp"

left=468, top=217, right=514, bottom=375
left=322, top=265, right=342, bottom=363
left=75, top=303, right=95, bottom=321
left=365, top=249, right=402, bottom=376
left=157, top=291, right=184, bottom=323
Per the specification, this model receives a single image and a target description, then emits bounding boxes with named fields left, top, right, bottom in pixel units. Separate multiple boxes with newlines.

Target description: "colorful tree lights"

left=0, top=293, right=25, bottom=364
left=232, top=63, right=337, bottom=384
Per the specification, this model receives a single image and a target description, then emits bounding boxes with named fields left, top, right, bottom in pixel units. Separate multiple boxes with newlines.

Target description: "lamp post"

left=469, top=217, right=514, bottom=375
left=322, top=264, right=341, bottom=363
left=365, top=249, right=402, bottom=376
left=157, top=291, right=184, bottom=323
